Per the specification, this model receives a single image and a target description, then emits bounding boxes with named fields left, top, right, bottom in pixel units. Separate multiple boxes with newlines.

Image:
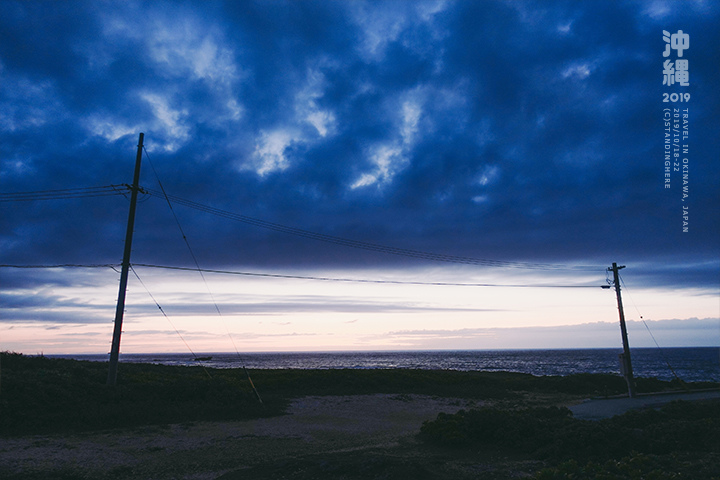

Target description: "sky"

left=1, top=0, right=719, bottom=355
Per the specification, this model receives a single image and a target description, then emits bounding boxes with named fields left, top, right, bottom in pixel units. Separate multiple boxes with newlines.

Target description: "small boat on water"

left=193, top=356, right=212, bottom=361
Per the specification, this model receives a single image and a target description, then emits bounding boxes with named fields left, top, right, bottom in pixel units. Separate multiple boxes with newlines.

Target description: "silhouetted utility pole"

left=609, top=262, right=636, bottom=398
left=107, top=133, right=144, bottom=386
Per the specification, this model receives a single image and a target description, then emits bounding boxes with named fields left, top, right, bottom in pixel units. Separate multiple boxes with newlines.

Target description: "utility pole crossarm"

left=107, top=133, right=144, bottom=386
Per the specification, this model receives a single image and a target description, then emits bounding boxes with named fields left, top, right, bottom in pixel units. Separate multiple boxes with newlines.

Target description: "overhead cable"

left=0, top=263, right=604, bottom=288
left=0, top=185, right=130, bottom=202
left=142, top=188, right=603, bottom=272
left=2, top=184, right=604, bottom=272
left=132, top=263, right=605, bottom=288
left=0, top=263, right=120, bottom=269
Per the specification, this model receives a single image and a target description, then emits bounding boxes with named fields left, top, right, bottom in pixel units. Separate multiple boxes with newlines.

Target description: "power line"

left=131, top=263, right=605, bottom=288
left=0, top=262, right=605, bottom=288
left=0, top=185, right=130, bottom=202
left=2, top=183, right=604, bottom=272
left=141, top=187, right=603, bottom=272
left=0, top=264, right=120, bottom=269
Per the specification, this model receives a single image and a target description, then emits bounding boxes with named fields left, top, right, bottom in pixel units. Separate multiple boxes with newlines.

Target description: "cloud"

left=134, top=295, right=502, bottom=317
left=561, top=62, right=593, bottom=80
left=251, top=129, right=299, bottom=176
left=140, top=92, right=191, bottom=152
left=0, top=0, right=718, bottom=315
left=147, top=22, right=238, bottom=85
left=352, top=144, right=406, bottom=189
left=350, top=87, right=430, bottom=190
left=295, top=67, right=337, bottom=137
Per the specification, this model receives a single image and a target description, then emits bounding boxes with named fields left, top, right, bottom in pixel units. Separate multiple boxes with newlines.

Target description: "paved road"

left=569, top=389, right=720, bottom=420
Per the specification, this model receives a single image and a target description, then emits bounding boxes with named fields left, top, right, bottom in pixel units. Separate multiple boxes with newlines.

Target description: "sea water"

left=57, top=347, right=720, bottom=382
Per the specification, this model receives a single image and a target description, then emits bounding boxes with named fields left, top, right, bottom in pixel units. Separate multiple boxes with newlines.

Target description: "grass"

left=2, top=351, right=719, bottom=479
left=0, top=352, right=276, bottom=436
left=1, top=351, right=714, bottom=437
left=420, top=401, right=720, bottom=479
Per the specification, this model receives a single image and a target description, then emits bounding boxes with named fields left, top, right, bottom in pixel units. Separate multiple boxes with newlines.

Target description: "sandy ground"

left=0, top=394, right=487, bottom=480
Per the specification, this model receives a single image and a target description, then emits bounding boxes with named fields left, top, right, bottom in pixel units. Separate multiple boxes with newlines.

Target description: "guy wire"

left=129, top=266, right=212, bottom=379
left=142, top=146, right=262, bottom=403
left=619, top=275, right=686, bottom=387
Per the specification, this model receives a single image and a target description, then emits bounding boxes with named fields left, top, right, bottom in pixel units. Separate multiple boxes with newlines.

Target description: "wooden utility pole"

left=107, top=133, right=144, bottom=386
left=609, top=262, right=636, bottom=398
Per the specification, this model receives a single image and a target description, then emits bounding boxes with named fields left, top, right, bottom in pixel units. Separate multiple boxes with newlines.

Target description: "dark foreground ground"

left=1, top=352, right=718, bottom=479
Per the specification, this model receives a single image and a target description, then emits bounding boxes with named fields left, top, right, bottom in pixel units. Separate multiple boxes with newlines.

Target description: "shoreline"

left=43, top=346, right=720, bottom=383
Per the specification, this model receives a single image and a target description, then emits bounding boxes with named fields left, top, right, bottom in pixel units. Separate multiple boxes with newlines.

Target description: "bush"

left=0, top=352, right=280, bottom=436
left=534, top=452, right=720, bottom=480
left=421, top=400, right=720, bottom=479
left=421, top=400, right=720, bottom=462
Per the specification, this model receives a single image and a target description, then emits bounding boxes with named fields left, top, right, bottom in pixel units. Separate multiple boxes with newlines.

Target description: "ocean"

left=57, top=347, right=720, bottom=383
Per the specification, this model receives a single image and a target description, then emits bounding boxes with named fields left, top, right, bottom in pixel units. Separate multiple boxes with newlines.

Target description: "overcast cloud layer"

left=2, top=0, right=719, bottom=292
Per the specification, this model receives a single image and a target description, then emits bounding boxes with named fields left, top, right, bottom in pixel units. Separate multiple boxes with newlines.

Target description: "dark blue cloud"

left=1, top=0, right=718, bottom=290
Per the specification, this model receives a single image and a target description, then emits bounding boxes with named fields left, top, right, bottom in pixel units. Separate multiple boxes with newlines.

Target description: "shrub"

left=420, top=400, right=720, bottom=463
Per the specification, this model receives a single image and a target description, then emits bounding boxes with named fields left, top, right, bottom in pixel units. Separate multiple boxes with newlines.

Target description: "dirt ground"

left=568, top=389, right=720, bottom=420
left=1, top=394, right=543, bottom=480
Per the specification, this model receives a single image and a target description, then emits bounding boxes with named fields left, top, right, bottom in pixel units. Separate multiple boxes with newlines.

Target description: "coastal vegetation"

left=421, top=402, right=720, bottom=479
left=3, top=350, right=709, bottom=436
left=1, top=351, right=718, bottom=479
